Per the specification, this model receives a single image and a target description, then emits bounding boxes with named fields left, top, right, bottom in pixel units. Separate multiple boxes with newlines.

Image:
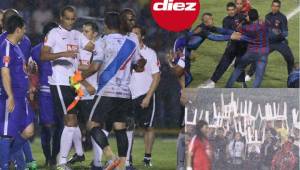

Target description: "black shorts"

left=132, top=94, right=156, bottom=128
left=90, top=96, right=131, bottom=124
left=50, top=85, right=78, bottom=115
left=78, top=99, right=94, bottom=123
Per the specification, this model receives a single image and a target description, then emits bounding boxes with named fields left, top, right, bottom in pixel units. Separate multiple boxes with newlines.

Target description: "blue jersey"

left=31, top=43, right=52, bottom=88
left=0, top=31, right=31, bottom=61
left=0, top=39, right=29, bottom=98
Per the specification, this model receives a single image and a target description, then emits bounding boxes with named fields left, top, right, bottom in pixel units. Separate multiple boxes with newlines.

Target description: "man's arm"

left=41, top=45, right=77, bottom=61
left=141, top=72, right=160, bottom=108
left=281, top=15, right=288, bottom=38
left=1, top=68, right=14, bottom=112
left=81, top=62, right=102, bottom=79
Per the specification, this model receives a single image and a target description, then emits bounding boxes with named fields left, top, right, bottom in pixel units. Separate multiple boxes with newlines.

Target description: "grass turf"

left=30, top=137, right=177, bottom=170
left=189, top=0, right=299, bottom=88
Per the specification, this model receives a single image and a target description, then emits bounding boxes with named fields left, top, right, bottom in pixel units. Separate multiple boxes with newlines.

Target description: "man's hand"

left=134, top=58, right=147, bottom=72
left=85, top=84, right=96, bottom=95
left=230, top=32, right=242, bottom=40
left=7, top=96, right=15, bottom=113
left=140, top=96, right=151, bottom=109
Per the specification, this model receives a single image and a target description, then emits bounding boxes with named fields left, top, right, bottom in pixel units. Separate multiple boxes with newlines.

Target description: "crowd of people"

left=187, top=119, right=300, bottom=170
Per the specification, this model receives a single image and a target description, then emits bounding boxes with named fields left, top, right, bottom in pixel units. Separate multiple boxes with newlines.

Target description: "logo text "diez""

left=153, top=0, right=197, bottom=11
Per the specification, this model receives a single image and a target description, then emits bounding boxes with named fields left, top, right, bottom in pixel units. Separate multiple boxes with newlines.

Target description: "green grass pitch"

left=31, top=137, right=177, bottom=170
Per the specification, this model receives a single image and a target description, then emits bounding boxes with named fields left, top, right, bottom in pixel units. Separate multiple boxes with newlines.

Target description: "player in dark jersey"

left=265, top=0, right=294, bottom=76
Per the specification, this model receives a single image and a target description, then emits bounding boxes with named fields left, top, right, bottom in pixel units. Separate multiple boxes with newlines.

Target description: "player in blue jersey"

left=0, top=15, right=34, bottom=170
left=31, top=22, right=64, bottom=168
left=0, top=9, right=36, bottom=170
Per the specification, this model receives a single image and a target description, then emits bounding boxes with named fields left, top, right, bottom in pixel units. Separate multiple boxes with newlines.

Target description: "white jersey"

left=79, top=49, right=98, bottom=100
left=93, top=33, right=140, bottom=98
left=44, top=25, right=89, bottom=85
left=129, top=45, right=160, bottom=99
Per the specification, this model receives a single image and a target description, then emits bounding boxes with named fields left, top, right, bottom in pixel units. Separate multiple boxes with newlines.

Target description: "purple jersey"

left=31, top=43, right=52, bottom=87
left=0, top=39, right=29, bottom=98
left=0, top=31, right=31, bottom=61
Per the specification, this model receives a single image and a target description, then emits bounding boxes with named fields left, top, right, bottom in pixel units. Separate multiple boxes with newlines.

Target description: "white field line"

left=287, top=5, right=300, bottom=20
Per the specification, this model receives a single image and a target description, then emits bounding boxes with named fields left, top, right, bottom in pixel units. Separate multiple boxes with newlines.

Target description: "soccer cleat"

left=56, top=164, right=72, bottom=170
left=67, top=153, right=85, bottom=164
left=143, top=158, right=153, bottom=167
left=26, top=160, right=37, bottom=170
left=245, top=74, right=252, bottom=82
left=198, top=79, right=215, bottom=88
left=105, top=159, right=121, bottom=170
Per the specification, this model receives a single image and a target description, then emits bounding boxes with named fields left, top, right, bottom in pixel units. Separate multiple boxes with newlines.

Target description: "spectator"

left=0, top=9, right=3, bottom=33
left=31, top=0, right=53, bottom=34
left=213, top=127, right=227, bottom=170
left=272, top=138, right=297, bottom=170
left=187, top=120, right=212, bottom=170
left=260, top=130, right=278, bottom=170
left=227, top=132, right=245, bottom=170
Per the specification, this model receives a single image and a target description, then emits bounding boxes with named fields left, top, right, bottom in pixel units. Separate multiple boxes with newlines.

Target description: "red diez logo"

left=151, top=0, right=200, bottom=32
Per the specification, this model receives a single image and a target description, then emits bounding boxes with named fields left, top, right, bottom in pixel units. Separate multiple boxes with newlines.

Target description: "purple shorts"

left=0, top=97, right=34, bottom=138
left=39, top=92, right=55, bottom=125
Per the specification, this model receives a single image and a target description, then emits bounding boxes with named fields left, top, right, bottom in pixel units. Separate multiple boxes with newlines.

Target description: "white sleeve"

left=44, top=29, right=56, bottom=48
left=92, top=39, right=105, bottom=63
left=129, top=33, right=141, bottom=64
left=78, top=32, right=90, bottom=49
left=150, top=50, right=160, bottom=74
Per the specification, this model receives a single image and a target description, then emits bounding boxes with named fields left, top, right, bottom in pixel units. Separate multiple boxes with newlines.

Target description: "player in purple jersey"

left=0, top=9, right=36, bottom=170
left=0, top=15, right=34, bottom=170
left=31, top=22, right=64, bottom=167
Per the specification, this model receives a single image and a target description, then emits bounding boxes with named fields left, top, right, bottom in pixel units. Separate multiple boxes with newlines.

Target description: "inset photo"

left=184, top=89, right=299, bottom=170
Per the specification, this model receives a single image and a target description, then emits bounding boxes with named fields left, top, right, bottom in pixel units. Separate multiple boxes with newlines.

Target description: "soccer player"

left=70, top=12, right=144, bottom=170
left=200, top=0, right=249, bottom=88
left=119, top=8, right=141, bottom=169
left=129, top=25, right=161, bottom=167
left=73, top=21, right=104, bottom=169
left=226, top=9, right=269, bottom=88
left=41, top=6, right=93, bottom=169
left=0, top=9, right=36, bottom=169
left=0, top=15, right=34, bottom=170
left=265, top=0, right=294, bottom=75
left=31, top=22, right=63, bottom=167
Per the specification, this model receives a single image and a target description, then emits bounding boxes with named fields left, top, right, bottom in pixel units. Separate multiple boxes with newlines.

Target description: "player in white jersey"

left=119, top=9, right=141, bottom=169
left=129, top=25, right=161, bottom=167
left=65, top=21, right=100, bottom=166
left=41, top=6, right=94, bottom=169
left=70, top=12, right=145, bottom=170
